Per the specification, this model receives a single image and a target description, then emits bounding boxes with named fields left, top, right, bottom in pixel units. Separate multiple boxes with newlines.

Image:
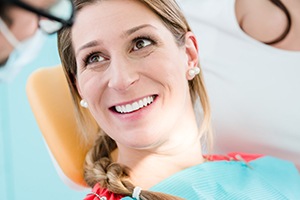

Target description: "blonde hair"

left=58, top=0, right=212, bottom=199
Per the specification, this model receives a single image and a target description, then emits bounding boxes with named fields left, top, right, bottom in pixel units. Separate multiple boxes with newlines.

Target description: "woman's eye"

left=133, top=39, right=152, bottom=51
left=86, top=54, right=105, bottom=65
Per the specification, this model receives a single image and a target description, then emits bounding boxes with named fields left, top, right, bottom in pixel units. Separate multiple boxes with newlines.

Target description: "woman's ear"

left=184, top=32, right=200, bottom=80
left=184, top=32, right=199, bottom=70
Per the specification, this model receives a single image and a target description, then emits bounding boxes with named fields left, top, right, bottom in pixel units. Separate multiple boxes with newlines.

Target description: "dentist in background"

left=0, top=0, right=75, bottom=82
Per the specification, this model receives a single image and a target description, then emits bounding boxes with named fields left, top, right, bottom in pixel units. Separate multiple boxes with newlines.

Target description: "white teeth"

left=143, top=98, right=148, bottom=106
left=132, top=102, right=139, bottom=110
left=138, top=100, right=144, bottom=107
left=125, top=104, right=133, bottom=113
left=115, top=106, right=122, bottom=113
left=115, top=96, right=155, bottom=114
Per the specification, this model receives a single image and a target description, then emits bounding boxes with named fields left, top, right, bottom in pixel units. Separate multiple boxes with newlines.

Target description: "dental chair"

left=26, top=65, right=88, bottom=189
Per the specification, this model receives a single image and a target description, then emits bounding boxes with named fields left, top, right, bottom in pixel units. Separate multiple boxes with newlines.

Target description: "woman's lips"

left=110, top=95, right=158, bottom=114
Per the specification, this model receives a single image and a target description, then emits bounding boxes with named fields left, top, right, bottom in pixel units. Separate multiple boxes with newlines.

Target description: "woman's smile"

left=111, top=95, right=158, bottom=114
left=108, top=94, right=159, bottom=123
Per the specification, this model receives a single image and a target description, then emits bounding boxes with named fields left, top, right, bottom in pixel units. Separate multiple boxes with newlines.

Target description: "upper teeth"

left=115, top=96, right=154, bottom=113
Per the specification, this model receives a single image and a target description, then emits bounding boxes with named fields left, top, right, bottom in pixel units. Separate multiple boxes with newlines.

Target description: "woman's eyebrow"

left=76, top=40, right=102, bottom=56
left=76, top=24, right=157, bottom=56
left=122, top=24, right=157, bottom=38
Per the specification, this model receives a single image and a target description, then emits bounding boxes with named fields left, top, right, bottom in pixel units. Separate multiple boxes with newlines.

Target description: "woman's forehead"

left=71, top=0, right=166, bottom=51
left=73, top=0, right=162, bottom=34
left=75, top=0, right=158, bottom=25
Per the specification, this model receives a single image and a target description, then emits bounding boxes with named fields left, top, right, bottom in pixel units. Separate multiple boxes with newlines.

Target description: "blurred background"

left=0, top=34, right=87, bottom=200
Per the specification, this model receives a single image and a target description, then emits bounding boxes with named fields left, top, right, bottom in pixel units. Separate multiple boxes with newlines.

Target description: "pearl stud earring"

left=80, top=99, right=88, bottom=108
left=188, top=67, right=201, bottom=78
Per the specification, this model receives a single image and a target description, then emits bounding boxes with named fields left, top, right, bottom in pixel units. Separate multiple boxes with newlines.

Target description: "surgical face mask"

left=0, top=18, right=46, bottom=83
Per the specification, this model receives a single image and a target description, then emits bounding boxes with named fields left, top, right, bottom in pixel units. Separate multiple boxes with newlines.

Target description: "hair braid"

left=84, top=134, right=184, bottom=200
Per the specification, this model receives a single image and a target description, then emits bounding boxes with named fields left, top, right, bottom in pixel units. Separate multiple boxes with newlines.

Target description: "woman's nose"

left=107, top=57, right=139, bottom=91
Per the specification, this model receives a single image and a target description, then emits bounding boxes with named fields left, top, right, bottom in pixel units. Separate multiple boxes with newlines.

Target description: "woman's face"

left=72, top=0, right=198, bottom=149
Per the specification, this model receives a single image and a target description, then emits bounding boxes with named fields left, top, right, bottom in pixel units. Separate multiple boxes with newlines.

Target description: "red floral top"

left=83, top=153, right=263, bottom=200
left=84, top=183, right=124, bottom=200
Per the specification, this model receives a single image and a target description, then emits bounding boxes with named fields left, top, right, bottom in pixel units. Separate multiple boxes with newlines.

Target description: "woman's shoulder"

left=206, top=152, right=299, bottom=176
left=151, top=153, right=300, bottom=199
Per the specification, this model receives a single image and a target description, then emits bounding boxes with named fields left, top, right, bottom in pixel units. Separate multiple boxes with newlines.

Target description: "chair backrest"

left=26, top=65, right=88, bottom=188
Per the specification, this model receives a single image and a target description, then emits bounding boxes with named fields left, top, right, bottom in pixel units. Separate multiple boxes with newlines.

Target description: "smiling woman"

left=57, top=0, right=300, bottom=199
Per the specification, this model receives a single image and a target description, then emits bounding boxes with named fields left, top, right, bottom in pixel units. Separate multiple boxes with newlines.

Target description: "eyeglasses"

left=10, top=0, right=75, bottom=34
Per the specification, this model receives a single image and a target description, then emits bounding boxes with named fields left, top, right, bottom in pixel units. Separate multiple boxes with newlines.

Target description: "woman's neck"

left=117, top=133, right=204, bottom=189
